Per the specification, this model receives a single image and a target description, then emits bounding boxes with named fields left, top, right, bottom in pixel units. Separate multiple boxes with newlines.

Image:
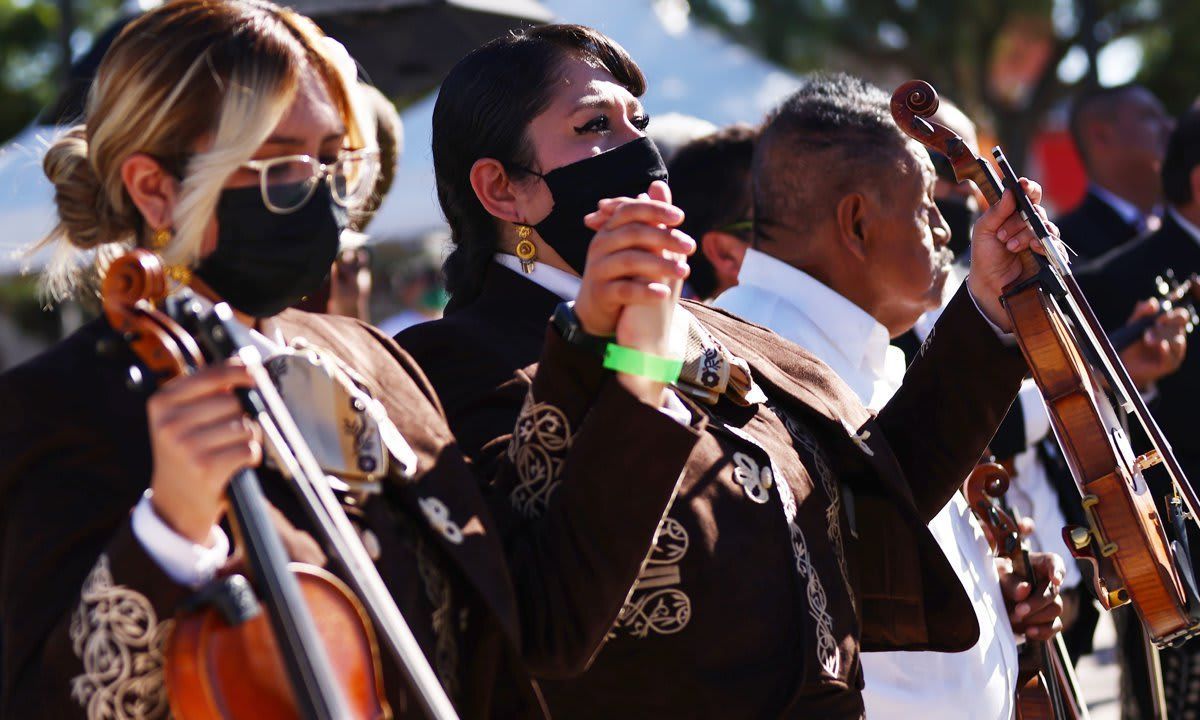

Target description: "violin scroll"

left=100, top=250, right=201, bottom=379
left=894, top=79, right=939, bottom=118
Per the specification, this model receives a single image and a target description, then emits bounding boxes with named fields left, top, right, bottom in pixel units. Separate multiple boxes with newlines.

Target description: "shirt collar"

left=723, top=248, right=894, bottom=381
left=1168, top=207, right=1200, bottom=247
left=494, top=253, right=582, bottom=301
left=1090, top=184, right=1148, bottom=227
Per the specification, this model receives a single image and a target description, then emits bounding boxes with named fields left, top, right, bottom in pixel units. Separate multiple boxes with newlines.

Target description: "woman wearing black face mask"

left=399, top=24, right=1061, bottom=720
left=0, top=5, right=700, bottom=718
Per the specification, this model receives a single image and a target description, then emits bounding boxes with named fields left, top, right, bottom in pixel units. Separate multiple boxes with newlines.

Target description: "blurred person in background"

left=295, top=83, right=403, bottom=320
left=1077, top=106, right=1200, bottom=720
left=1057, top=84, right=1173, bottom=260
left=667, top=123, right=758, bottom=301
left=376, top=244, right=449, bottom=336
left=645, top=111, right=717, bottom=163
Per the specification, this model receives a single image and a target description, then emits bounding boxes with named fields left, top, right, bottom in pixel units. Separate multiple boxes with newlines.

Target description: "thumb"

left=1127, top=297, right=1160, bottom=323
left=648, top=179, right=672, bottom=206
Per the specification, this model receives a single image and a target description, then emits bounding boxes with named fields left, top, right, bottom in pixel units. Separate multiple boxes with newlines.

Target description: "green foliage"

left=0, top=0, right=122, bottom=144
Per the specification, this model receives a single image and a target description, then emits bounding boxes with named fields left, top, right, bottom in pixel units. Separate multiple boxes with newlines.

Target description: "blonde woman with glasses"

left=0, top=2, right=700, bottom=717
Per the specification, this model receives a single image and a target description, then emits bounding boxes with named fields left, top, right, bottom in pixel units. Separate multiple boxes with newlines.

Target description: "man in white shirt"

left=716, top=73, right=1065, bottom=720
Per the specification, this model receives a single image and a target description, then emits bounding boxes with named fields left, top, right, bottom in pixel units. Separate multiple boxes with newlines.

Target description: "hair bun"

left=43, top=125, right=134, bottom=250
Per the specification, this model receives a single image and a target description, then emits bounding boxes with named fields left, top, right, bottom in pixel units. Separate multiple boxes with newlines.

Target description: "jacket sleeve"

left=876, top=283, right=1029, bottom=520
left=367, top=320, right=704, bottom=677
left=1, top=423, right=189, bottom=720
left=493, top=328, right=703, bottom=677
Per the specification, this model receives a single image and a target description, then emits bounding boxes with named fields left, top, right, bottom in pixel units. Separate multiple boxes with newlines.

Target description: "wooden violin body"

left=893, top=79, right=1200, bottom=649
left=102, top=250, right=391, bottom=720
left=166, top=566, right=390, bottom=720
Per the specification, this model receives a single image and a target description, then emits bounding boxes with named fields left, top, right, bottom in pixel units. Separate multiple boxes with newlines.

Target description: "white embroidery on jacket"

left=612, top=517, right=692, bottom=638
left=731, top=452, right=773, bottom=504
left=508, top=395, right=571, bottom=518
left=68, top=554, right=174, bottom=720
left=419, top=496, right=464, bottom=545
left=725, top=422, right=842, bottom=680
left=773, top=407, right=856, bottom=613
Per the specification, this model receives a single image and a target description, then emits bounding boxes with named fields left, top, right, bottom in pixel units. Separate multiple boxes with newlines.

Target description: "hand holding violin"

left=998, top=551, right=1066, bottom=641
left=146, top=362, right=262, bottom=545
left=966, top=179, right=1060, bottom=332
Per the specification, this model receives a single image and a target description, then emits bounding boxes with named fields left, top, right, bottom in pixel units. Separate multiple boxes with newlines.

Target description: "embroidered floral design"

left=68, top=554, right=174, bottom=720
left=612, top=518, right=692, bottom=638
left=731, top=451, right=773, bottom=504
left=508, top=395, right=572, bottom=518
left=774, top=408, right=855, bottom=613
left=419, top=497, right=464, bottom=545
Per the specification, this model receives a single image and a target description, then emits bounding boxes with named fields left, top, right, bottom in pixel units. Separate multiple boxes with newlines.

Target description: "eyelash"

left=573, top=114, right=652, bottom=135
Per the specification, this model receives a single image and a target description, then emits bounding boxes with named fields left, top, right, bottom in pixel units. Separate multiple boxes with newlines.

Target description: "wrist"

left=149, top=492, right=219, bottom=547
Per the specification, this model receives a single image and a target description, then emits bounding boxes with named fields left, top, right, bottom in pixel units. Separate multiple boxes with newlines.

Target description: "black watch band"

left=551, top=302, right=613, bottom=358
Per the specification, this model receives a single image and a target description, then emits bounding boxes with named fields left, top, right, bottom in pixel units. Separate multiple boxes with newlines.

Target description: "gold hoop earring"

left=515, top=224, right=537, bottom=274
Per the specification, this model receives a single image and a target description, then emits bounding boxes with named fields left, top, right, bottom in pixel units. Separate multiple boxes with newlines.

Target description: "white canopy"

left=0, top=0, right=798, bottom=275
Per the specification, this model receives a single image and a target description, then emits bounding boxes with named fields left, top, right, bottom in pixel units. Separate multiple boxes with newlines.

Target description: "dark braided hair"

left=431, top=24, right=646, bottom=308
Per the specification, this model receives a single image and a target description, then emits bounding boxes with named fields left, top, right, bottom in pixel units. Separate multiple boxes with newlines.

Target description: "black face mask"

left=936, top=195, right=979, bottom=260
left=525, top=136, right=668, bottom=273
left=195, top=182, right=347, bottom=318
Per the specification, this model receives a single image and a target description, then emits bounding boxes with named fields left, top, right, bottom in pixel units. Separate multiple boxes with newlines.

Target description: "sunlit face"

left=198, top=69, right=347, bottom=257
left=510, top=56, right=649, bottom=224
left=866, top=142, right=952, bottom=337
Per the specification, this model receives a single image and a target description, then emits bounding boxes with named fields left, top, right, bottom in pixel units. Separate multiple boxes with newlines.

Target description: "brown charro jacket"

left=0, top=308, right=700, bottom=719
left=398, top=264, right=1030, bottom=718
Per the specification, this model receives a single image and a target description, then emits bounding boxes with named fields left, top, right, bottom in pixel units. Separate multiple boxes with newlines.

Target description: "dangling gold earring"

left=151, top=227, right=171, bottom=250
left=150, top=227, right=192, bottom=285
left=515, top=224, right=537, bottom=274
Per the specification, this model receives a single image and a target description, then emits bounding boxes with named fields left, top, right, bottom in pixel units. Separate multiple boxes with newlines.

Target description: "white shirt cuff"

left=659, top=391, right=693, bottom=426
left=131, top=490, right=230, bottom=588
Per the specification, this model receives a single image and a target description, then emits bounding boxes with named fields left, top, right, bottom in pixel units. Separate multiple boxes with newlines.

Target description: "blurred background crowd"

left=0, top=0, right=1193, bottom=374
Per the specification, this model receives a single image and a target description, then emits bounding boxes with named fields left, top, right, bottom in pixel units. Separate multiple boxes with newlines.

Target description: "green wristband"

left=602, top=343, right=684, bottom=384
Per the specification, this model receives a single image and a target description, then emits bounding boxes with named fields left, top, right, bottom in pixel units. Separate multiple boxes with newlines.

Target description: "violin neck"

left=227, top=467, right=353, bottom=720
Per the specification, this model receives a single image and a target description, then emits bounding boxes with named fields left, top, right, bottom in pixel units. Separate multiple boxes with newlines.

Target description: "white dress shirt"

left=717, top=248, right=1018, bottom=720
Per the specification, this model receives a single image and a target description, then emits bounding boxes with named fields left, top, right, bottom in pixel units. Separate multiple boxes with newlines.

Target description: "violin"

left=891, top=80, right=1200, bottom=650
left=965, top=461, right=1090, bottom=720
left=102, top=249, right=459, bottom=719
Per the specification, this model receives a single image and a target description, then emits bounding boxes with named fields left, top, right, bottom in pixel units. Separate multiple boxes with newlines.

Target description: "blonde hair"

left=36, top=0, right=375, bottom=301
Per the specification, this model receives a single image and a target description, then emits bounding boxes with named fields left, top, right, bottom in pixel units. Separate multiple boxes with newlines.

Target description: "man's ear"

left=701, top=231, right=750, bottom=289
left=834, top=192, right=868, bottom=261
left=120, top=153, right=180, bottom=231
left=470, top=158, right=524, bottom=224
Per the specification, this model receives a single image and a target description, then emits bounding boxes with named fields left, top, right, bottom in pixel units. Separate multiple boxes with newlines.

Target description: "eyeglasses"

left=239, top=149, right=381, bottom=214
